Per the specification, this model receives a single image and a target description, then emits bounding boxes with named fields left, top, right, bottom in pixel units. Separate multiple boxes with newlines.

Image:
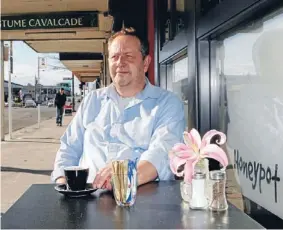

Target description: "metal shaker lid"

left=193, top=172, right=206, bottom=179
left=210, top=170, right=226, bottom=180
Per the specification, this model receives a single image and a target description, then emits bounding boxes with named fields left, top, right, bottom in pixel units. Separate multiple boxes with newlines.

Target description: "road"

left=3, top=106, right=56, bottom=134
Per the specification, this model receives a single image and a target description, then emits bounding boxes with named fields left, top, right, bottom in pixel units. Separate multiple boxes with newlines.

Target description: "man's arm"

left=51, top=97, right=86, bottom=182
left=138, top=93, right=185, bottom=184
left=54, top=93, right=58, bottom=106
left=92, top=93, right=185, bottom=189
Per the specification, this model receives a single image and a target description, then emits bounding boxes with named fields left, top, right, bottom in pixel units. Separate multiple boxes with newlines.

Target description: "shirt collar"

left=104, top=77, right=161, bottom=101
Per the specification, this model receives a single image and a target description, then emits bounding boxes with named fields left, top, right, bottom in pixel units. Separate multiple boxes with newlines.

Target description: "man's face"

left=60, top=89, right=64, bottom=94
left=108, top=35, right=151, bottom=88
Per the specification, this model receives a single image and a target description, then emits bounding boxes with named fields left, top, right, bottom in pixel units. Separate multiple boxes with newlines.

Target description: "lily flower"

left=169, top=129, right=228, bottom=183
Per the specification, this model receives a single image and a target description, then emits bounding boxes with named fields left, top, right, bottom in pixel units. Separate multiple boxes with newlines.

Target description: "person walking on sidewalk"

left=55, top=88, right=66, bottom=126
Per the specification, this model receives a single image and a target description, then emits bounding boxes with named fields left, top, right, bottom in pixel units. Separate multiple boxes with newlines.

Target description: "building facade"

left=151, top=0, right=283, bottom=227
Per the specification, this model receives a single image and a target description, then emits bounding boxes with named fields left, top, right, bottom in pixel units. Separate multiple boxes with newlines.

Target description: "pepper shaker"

left=209, top=170, right=228, bottom=211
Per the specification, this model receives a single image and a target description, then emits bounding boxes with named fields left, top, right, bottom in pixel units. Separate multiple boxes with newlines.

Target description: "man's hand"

left=92, top=160, right=158, bottom=190
left=56, top=177, right=66, bottom=184
left=137, top=160, right=158, bottom=186
left=93, top=163, right=112, bottom=190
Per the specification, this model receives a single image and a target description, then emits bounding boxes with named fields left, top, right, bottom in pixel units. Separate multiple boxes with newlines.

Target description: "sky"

left=3, top=41, right=81, bottom=93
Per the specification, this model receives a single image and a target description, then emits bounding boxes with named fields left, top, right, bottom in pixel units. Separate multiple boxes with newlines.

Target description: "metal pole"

left=37, top=57, right=40, bottom=128
left=103, top=42, right=107, bottom=86
left=8, top=41, right=13, bottom=140
left=0, top=41, right=5, bottom=141
left=72, top=73, right=75, bottom=112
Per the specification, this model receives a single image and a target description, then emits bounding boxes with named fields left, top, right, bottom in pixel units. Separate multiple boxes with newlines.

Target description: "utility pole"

left=8, top=41, right=13, bottom=140
left=37, top=57, right=41, bottom=128
left=34, top=74, right=37, bottom=100
left=72, top=73, right=76, bottom=112
left=0, top=41, right=5, bottom=141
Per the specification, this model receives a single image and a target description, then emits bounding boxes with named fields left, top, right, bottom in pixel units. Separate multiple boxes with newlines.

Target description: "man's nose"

left=117, top=55, right=126, bottom=66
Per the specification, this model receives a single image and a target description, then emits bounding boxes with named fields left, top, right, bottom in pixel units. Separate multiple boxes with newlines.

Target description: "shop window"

left=201, top=0, right=225, bottom=16
left=214, top=7, right=283, bottom=220
left=160, top=54, right=194, bottom=131
left=159, top=0, right=186, bottom=49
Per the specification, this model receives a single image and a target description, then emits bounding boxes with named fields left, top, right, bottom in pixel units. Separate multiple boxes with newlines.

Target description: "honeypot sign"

left=0, top=12, right=98, bottom=30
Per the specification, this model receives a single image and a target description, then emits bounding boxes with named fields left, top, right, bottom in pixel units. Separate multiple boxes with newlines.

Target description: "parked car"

left=47, top=100, right=54, bottom=107
left=24, top=99, right=36, bottom=108
left=64, top=104, right=73, bottom=116
left=64, top=97, right=73, bottom=115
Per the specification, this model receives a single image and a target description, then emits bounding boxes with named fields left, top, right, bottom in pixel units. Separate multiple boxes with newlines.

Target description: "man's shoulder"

left=87, top=87, right=108, bottom=99
left=152, top=85, right=182, bottom=105
left=81, top=87, right=108, bottom=104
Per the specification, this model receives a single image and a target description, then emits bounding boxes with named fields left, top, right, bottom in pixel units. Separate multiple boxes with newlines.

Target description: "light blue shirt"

left=51, top=79, right=185, bottom=183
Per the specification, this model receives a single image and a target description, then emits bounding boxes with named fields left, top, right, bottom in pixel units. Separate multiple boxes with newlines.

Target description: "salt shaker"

left=209, top=170, right=228, bottom=211
left=189, top=172, right=208, bottom=209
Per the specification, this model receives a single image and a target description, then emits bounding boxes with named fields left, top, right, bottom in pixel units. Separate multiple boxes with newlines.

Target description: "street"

left=3, top=106, right=56, bottom=134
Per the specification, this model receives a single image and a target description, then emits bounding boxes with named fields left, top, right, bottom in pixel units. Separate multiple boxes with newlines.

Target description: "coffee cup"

left=64, top=166, right=89, bottom=191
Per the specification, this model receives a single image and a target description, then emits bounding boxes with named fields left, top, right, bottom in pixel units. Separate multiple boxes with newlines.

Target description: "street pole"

left=37, top=57, right=41, bottom=128
left=103, top=42, right=107, bottom=86
left=0, top=41, right=5, bottom=141
left=72, top=73, right=75, bottom=112
left=83, top=84, right=85, bottom=98
left=8, top=41, right=13, bottom=140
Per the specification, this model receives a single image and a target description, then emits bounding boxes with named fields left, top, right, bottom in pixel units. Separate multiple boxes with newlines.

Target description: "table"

left=2, top=181, right=264, bottom=229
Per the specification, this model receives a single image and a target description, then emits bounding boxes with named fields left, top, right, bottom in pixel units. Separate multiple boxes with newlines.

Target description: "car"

left=24, top=99, right=36, bottom=108
left=47, top=100, right=54, bottom=107
left=64, top=97, right=73, bottom=115
left=64, top=104, right=73, bottom=116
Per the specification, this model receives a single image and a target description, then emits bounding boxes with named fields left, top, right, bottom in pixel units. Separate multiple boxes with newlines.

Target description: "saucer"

left=54, top=183, right=97, bottom=197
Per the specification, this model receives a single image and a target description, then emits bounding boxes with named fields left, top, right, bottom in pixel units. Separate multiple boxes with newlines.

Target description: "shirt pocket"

left=123, top=115, right=155, bottom=149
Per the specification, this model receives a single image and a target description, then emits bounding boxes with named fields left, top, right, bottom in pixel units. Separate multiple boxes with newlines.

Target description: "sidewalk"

left=1, top=115, right=73, bottom=214
left=1, top=115, right=243, bottom=214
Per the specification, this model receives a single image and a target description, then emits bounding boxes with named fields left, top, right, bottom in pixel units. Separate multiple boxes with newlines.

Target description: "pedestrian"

left=54, top=88, right=66, bottom=126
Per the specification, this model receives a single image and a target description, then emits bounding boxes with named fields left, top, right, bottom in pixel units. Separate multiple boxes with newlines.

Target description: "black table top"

left=2, top=181, right=264, bottom=229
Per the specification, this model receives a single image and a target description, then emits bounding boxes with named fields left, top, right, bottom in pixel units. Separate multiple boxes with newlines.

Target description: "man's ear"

left=143, top=55, right=152, bottom=73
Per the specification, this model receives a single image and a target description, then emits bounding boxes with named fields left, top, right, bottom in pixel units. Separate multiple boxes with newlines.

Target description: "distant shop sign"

left=0, top=12, right=98, bottom=30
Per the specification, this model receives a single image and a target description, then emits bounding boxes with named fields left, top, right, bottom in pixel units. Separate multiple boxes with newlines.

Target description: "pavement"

left=3, top=106, right=56, bottom=134
left=1, top=114, right=73, bottom=214
left=0, top=113, right=244, bottom=214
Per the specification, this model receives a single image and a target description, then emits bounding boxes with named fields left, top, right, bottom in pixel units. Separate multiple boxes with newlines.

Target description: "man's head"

left=108, top=27, right=151, bottom=91
left=60, top=88, right=64, bottom=94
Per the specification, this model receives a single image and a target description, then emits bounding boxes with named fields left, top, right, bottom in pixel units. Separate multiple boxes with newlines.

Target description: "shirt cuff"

left=139, top=151, right=174, bottom=181
left=51, top=168, right=65, bottom=183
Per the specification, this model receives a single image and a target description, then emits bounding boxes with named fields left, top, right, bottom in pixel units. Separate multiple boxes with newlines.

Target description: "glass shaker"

left=180, top=181, right=191, bottom=203
left=189, top=172, right=208, bottom=209
left=209, top=170, right=228, bottom=211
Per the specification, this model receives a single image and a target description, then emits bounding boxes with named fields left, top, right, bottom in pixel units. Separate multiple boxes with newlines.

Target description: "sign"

left=63, top=77, right=72, bottom=80
left=0, top=12, right=98, bottom=30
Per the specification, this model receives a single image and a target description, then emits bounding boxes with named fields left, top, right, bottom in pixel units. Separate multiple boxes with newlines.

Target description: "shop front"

left=153, top=0, right=283, bottom=228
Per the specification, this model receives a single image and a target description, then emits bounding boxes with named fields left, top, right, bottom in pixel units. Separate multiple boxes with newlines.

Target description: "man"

left=55, top=88, right=66, bottom=126
left=51, top=28, right=185, bottom=189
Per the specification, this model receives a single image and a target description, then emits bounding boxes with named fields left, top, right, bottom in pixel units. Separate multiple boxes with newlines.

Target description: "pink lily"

left=169, top=129, right=228, bottom=183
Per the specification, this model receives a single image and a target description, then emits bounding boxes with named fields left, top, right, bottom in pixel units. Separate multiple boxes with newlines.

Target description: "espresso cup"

left=64, top=166, right=89, bottom=191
